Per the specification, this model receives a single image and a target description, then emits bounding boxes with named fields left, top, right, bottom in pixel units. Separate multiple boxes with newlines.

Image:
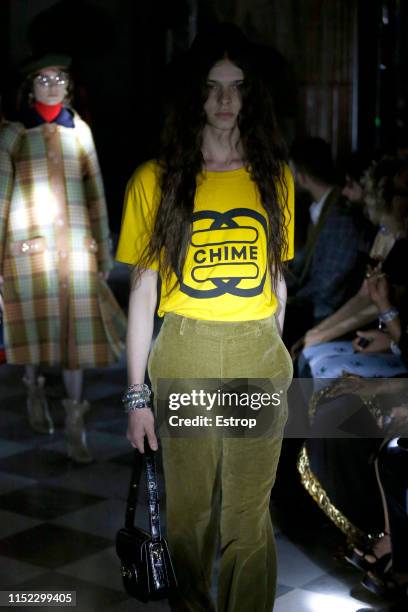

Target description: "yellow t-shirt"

left=116, top=160, right=294, bottom=321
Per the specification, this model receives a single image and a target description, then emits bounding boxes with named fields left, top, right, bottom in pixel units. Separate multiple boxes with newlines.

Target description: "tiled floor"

left=0, top=359, right=396, bottom=612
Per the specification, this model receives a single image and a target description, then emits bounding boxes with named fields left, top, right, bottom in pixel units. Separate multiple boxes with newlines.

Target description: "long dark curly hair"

left=138, top=23, right=290, bottom=291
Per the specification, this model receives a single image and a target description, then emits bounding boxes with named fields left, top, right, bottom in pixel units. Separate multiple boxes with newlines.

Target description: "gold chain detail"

left=297, top=445, right=365, bottom=545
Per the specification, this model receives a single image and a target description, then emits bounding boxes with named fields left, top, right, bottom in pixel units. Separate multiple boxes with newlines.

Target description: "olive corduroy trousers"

left=148, top=313, right=293, bottom=612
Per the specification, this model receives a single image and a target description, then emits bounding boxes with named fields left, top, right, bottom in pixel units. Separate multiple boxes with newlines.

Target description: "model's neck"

left=34, top=101, right=62, bottom=123
left=202, top=124, right=245, bottom=170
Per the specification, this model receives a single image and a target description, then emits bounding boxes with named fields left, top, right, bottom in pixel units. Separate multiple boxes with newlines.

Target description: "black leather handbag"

left=116, top=448, right=177, bottom=602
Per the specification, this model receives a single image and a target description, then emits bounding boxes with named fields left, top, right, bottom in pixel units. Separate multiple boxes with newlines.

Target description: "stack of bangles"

left=378, top=307, right=399, bottom=324
left=122, top=383, right=152, bottom=413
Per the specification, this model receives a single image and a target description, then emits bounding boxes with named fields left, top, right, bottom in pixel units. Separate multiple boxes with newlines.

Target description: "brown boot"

left=63, top=399, right=93, bottom=464
left=23, top=375, right=54, bottom=435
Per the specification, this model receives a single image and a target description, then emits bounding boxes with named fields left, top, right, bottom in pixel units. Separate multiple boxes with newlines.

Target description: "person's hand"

left=303, top=328, right=323, bottom=348
left=352, top=330, right=391, bottom=353
left=359, top=276, right=371, bottom=297
left=99, top=270, right=109, bottom=281
left=290, top=336, right=305, bottom=359
left=127, top=409, right=158, bottom=453
left=365, top=267, right=390, bottom=309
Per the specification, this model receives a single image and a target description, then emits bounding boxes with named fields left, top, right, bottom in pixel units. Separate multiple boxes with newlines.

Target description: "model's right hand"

left=127, top=409, right=158, bottom=453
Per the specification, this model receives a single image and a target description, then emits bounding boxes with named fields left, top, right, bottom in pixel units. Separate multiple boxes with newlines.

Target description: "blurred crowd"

left=285, top=137, right=408, bottom=610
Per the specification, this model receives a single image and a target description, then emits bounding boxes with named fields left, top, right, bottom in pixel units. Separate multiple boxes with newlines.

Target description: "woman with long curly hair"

left=116, top=24, right=294, bottom=612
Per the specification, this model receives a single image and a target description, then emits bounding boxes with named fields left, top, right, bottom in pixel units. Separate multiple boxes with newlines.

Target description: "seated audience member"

left=299, top=160, right=408, bottom=380
left=341, top=150, right=375, bottom=206
left=284, top=138, right=368, bottom=346
left=296, top=157, right=407, bottom=355
left=341, top=149, right=377, bottom=247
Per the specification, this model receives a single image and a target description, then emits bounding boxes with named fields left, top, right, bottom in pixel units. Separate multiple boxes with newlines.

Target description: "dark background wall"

left=1, top=0, right=407, bottom=231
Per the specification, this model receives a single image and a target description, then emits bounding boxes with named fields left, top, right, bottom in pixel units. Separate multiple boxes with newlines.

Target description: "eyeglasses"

left=34, top=72, right=68, bottom=88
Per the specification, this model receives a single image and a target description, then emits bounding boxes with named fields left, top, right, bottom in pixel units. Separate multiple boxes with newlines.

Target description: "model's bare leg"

left=62, top=369, right=83, bottom=403
left=23, top=365, right=54, bottom=434
left=62, top=369, right=93, bottom=464
left=24, top=365, right=37, bottom=384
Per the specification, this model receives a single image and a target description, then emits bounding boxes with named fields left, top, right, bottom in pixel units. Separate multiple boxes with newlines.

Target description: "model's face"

left=33, top=67, right=68, bottom=105
left=203, top=59, right=244, bottom=130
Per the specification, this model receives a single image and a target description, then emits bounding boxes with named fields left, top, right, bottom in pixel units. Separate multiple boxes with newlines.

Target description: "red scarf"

left=34, top=101, right=62, bottom=123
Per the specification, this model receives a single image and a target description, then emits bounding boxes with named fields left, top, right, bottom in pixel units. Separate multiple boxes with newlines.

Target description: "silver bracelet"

left=124, top=401, right=151, bottom=413
left=122, top=383, right=152, bottom=412
left=378, top=308, right=398, bottom=324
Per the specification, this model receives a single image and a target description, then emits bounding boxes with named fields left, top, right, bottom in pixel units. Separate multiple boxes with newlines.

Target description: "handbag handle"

left=125, top=448, right=162, bottom=541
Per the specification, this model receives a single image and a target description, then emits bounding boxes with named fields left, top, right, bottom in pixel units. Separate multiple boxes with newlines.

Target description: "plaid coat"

left=0, top=113, right=126, bottom=368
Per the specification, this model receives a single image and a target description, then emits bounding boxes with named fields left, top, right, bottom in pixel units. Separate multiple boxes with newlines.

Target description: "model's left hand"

left=352, top=329, right=391, bottom=353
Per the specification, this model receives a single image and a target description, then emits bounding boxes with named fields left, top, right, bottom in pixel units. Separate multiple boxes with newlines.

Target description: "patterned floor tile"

left=0, top=554, right=47, bottom=587
left=302, top=572, right=387, bottom=609
left=0, top=407, right=46, bottom=442
left=58, top=545, right=124, bottom=591
left=0, top=471, right=36, bottom=495
left=15, top=570, right=127, bottom=612
left=0, top=483, right=105, bottom=520
left=273, top=588, right=377, bottom=612
left=276, top=583, right=295, bottom=598
left=52, top=497, right=165, bottom=540
left=93, top=416, right=128, bottom=436
left=0, top=523, right=112, bottom=569
left=276, top=534, right=329, bottom=588
left=0, top=508, right=42, bottom=538
left=0, top=448, right=80, bottom=480
left=302, top=567, right=362, bottom=595
left=46, top=461, right=134, bottom=500
left=104, top=597, right=171, bottom=611
left=0, top=438, right=34, bottom=459
left=45, top=431, right=130, bottom=461
left=108, top=450, right=138, bottom=467
left=51, top=499, right=127, bottom=540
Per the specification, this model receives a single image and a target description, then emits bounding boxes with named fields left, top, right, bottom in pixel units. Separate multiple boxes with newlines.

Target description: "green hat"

left=20, top=53, right=72, bottom=77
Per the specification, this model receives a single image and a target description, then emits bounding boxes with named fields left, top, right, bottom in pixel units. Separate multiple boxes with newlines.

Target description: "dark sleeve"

left=297, top=213, right=360, bottom=316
